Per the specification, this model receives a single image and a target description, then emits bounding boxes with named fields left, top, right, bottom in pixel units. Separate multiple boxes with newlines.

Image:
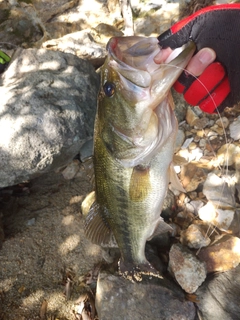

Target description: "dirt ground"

left=0, top=165, right=103, bottom=320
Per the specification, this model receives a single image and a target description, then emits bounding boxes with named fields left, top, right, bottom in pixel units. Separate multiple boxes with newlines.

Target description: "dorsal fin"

left=84, top=202, right=113, bottom=246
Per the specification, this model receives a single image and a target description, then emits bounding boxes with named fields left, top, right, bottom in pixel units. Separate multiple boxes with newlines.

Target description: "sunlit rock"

left=216, top=143, right=240, bottom=167
left=198, top=235, right=240, bottom=273
left=0, top=48, right=99, bottom=187
left=42, top=29, right=107, bottom=68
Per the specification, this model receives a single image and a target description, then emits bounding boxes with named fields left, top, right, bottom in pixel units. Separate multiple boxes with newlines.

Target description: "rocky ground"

left=0, top=0, right=240, bottom=319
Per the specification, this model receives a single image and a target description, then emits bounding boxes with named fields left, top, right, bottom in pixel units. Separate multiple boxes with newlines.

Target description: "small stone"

left=188, top=142, right=197, bottom=150
left=180, top=224, right=211, bottom=249
left=193, top=117, right=209, bottom=130
left=198, top=235, right=240, bottom=273
left=199, top=138, right=206, bottom=148
left=216, top=116, right=229, bottom=128
left=27, top=218, right=36, bottom=226
left=194, top=135, right=200, bottom=143
left=229, top=116, right=240, bottom=140
left=174, top=211, right=195, bottom=229
left=217, top=143, right=240, bottom=167
left=196, top=130, right=205, bottom=138
left=207, top=130, right=218, bottom=138
left=168, top=243, right=207, bottom=293
left=186, top=107, right=199, bottom=126
left=180, top=162, right=207, bottom=192
left=61, top=160, right=80, bottom=180
left=177, top=149, right=190, bottom=162
left=181, top=137, right=194, bottom=149
left=210, top=124, right=224, bottom=135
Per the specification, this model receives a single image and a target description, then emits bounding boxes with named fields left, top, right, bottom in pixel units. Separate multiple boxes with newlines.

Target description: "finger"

left=154, top=47, right=172, bottom=64
left=186, top=48, right=216, bottom=76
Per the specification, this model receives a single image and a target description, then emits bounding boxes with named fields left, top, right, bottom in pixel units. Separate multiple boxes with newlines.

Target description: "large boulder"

left=96, top=271, right=196, bottom=320
left=0, top=48, right=99, bottom=187
left=196, top=265, right=240, bottom=319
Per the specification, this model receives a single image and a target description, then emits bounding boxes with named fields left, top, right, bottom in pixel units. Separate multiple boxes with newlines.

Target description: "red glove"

left=158, top=4, right=240, bottom=113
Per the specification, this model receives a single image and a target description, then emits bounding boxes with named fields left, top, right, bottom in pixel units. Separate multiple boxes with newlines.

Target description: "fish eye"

left=103, top=81, right=115, bottom=97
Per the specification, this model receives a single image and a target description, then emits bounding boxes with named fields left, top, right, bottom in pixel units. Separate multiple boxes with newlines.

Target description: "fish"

left=84, top=36, right=195, bottom=281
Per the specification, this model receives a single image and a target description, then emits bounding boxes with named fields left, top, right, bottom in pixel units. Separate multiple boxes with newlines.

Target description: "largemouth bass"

left=85, top=36, right=195, bottom=281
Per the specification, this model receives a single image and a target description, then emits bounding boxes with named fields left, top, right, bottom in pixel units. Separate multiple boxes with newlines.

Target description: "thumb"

left=185, top=48, right=216, bottom=76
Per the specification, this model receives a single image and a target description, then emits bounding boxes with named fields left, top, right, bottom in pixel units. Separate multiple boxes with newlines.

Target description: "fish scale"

left=85, top=36, right=196, bottom=281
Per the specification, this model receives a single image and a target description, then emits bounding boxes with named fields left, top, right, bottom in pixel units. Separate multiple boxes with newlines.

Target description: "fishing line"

left=160, top=62, right=234, bottom=241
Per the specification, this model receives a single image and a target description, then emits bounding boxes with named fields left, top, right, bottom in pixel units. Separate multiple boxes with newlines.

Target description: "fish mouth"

left=107, top=36, right=196, bottom=101
left=105, top=37, right=196, bottom=166
left=107, top=36, right=160, bottom=88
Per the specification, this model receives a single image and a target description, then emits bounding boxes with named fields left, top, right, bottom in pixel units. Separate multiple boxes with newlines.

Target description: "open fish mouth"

left=104, top=36, right=196, bottom=167
left=106, top=36, right=196, bottom=102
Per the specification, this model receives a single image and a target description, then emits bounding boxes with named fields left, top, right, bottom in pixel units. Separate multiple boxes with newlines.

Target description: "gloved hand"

left=157, top=4, right=240, bottom=113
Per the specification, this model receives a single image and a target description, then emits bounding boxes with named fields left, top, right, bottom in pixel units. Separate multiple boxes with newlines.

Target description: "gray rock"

left=0, top=48, right=99, bottom=187
left=42, top=30, right=107, bottom=68
left=229, top=115, right=240, bottom=140
left=196, top=265, right=240, bottom=320
left=197, top=235, right=240, bottom=273
left=168, top=243, right=207, bottom=293
left=96, top=271, right=196, bottom=320
left=0, top=1, right=48, bottom=47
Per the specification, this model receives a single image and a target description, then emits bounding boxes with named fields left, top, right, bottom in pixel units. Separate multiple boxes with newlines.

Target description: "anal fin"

left=147, top=217, right=172, bottom=241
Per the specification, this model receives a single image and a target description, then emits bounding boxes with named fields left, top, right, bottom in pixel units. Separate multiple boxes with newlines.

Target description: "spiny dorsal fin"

left=84, top=202, right=113, bottom=246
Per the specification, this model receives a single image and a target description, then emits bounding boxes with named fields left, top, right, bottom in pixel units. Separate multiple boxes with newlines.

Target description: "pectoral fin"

left=84, top=202, right=113, bottom=246
left=129, top=165, right=151, bottom=201
left=169, top=163, right=185, bottom=193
